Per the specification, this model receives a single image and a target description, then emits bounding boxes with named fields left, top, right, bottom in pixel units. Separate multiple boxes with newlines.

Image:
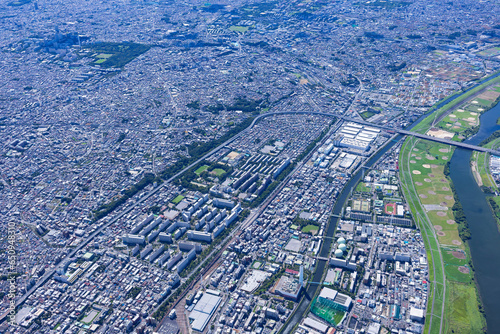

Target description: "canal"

left=281, top=132, right=405, bottom=334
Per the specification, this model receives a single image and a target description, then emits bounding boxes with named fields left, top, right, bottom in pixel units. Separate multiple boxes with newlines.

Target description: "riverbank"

left=397, top=75, right=500, bottom=333
left=412, top=75, right=500, bottom=135
left=399, top=137, right=485, bottom=334
left=454, top=82, right=500, bottom=225
left=280, top=133, right=408, bottom=334
left=283, top=72, right=500, bottom=334
left=470, top=127, right=500, bottom=228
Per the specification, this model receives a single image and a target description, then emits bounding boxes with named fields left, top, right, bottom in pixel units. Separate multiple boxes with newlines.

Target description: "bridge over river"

left=342, top=116, right=500, bottom=156
left=253, top=111, right=500, bottom=155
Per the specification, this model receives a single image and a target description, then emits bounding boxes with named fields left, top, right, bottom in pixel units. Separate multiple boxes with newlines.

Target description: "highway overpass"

left=252, top=111, right=500, bottom=156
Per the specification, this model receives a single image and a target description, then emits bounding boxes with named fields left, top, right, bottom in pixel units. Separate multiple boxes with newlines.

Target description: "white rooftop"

left=303, top=317, right=329, bottom=334
left=319, top=287, right=338, bottom=301
left=189, top=293, right=222, bottom=332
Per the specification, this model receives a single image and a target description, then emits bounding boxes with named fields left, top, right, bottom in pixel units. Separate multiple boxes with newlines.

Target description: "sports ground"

left=310, top=297, right=345, bottom=326
left=397, top=76, right=500, bottom=333
left=400, top=135, right=485, bottom=334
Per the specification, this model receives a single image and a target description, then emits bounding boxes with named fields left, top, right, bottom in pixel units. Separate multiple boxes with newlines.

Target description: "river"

left=449, top=101, right=500, bottom=331
left=281, top=76, right=500, bottom=334
left=281, top=89, right=456, bottom=334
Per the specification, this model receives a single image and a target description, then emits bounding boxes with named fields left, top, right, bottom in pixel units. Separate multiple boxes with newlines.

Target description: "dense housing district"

left=4, top=115, right=428, bottom=334
left=2, top=0, right=500, bottom=333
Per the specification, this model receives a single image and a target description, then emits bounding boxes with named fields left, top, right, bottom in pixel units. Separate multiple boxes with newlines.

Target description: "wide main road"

left=3, top=114, right=262, bottom=322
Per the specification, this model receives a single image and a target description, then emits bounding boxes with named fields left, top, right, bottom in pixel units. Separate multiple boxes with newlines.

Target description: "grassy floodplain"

left=400, top=138, right=485, bottom=334
left=465, top=81, right=500, bottom=228
left=471, top=149, right=497, bottom=190
left=398, top=74, right=500, bottom=333
left=412, top=75, right=500, bottom=135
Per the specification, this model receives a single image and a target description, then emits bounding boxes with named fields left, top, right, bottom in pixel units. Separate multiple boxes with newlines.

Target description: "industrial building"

left=318, top=287, right=352, bottom=312
left=333, top=122, right=381, bottom=152
left=376, top=215, right=412, bottom=226
left=189, top=290, right=222, bottom=332
left=329, top=258, right=357, bottom=271
left=302, top=317, right=329, bottom=334
left=273, top=266, right=304, bottom=300
left=410, top=307, right=425, bottom=322
left=274, top=275, right=302, bottom=300
left=240, top=270, right=271, bottom=293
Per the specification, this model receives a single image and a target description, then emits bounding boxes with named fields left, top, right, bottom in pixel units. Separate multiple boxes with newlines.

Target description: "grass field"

left=194, top=165, right=209, bottom=175
left=399, top=135, right=487, bottom=334
left=437, top=109, right=478, bottom=134
left=444, top=264, right=472, bottom=283
left=404, top=140, right=462, bottom=247
left=360, top=110, right=376, bottom=120
left=412, top=75, right=500, bottom=135
left=229, top=25, right=249, bottom=33
left=211, top=168, right=226, bottom=176
left=475, top=98, right=494, bottom=107
left=478, top=47, right=500, bottom=57
left=301, top=225, right=319, bottom=234
left=399, top=81, right=492, bottom=332
left=88, top=42, right=151, bottom=68
left=400, top=137, right=443, bottom=334
left=172, top=195, right=184, bottom=204
left=355, top=182, right=371, bottom=193
left=385, top=203, right=395, bottom=214
left=433, top=82, right=500, bottom=140
left=311, top=297, right=345, bottom=326
left=440, top=248, right=468, bottom=266
left=96, top=53, right=113, bottom=59
left=472, top=151, right=497, bottom=189
left=444, top=281, right=486, bottom=333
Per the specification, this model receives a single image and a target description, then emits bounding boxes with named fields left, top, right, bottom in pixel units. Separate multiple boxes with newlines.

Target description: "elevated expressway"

left=251, top=111, right=500, bottom=155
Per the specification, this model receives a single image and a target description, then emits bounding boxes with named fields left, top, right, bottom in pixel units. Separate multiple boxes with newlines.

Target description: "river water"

left=282, top=76, right=500, bottom=334
left=449, top=101, right=500, bottom=331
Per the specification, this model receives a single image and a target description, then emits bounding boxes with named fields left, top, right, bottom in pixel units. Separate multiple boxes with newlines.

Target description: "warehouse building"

left=302, top=317, right=329, bottom=334
left=189, top=291, right=222, bottom=332
left=333, top=122, right=381, bottom=152
left=318, top=287, right=352, bottom=312
left=410, top=307, right=425, bottom=322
